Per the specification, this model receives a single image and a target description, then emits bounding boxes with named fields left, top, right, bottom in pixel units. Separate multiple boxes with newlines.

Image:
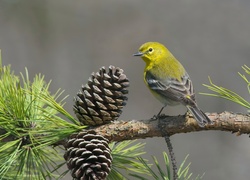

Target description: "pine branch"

left=88, top=111, right=250, bottom=142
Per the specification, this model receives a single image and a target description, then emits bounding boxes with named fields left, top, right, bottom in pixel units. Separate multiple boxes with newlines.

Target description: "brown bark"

left=93, top=111, right=250, bottom=142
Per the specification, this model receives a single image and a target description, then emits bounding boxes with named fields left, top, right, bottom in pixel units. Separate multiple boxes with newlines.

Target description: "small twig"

left=158, top=119, right=178, bottom=180
left=165, top=135, right=178, bottom=180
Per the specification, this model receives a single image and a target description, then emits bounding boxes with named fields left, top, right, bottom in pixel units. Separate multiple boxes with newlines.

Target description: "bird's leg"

left=157, top=106, right=165, bottom=117
left=151, top=105, right=166, bottom=120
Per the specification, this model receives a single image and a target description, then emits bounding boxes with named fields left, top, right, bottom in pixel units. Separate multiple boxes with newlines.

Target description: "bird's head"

left=133, top=42, right=169, bottom=64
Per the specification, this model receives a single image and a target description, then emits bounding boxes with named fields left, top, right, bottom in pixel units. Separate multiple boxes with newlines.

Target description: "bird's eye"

left=148, top=48, right=153, bottom=52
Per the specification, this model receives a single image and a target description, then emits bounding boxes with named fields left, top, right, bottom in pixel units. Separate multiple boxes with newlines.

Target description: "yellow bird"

left=133, top=42, right=212, bottom=127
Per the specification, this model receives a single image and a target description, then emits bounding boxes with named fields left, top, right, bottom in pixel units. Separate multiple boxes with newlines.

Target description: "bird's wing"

left=145, top=70, right=196, bottom=106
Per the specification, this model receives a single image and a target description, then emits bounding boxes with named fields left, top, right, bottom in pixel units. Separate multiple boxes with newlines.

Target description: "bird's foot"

left=149, top=106, right=166, bottom=122
left=150, top=115, right=159, bottom=121
left=150, top=113, right=165, bottom=121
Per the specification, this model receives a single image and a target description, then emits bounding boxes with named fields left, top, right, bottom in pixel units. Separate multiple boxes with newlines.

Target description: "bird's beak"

left=133, top=52, right=144, bottom=56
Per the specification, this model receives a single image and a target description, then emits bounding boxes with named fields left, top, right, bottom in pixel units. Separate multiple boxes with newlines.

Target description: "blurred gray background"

left=0, top=0, right=250, bottom=179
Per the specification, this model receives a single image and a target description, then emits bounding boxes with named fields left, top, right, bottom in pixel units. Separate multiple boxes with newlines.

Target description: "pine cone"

left=74, top=66, right=129, bottom=126
left=64, top=130, right=112, bottom=180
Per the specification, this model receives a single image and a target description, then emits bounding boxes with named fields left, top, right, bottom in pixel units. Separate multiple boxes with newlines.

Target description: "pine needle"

left=201, top=65, right=250, bottom=112
left=0, top=63, right=84, bottom=179
left=108, top=140, right=149, bottom=179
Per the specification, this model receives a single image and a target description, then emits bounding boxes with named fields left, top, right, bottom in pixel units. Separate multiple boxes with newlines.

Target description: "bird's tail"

left=186, top=106, right=213, bottom=127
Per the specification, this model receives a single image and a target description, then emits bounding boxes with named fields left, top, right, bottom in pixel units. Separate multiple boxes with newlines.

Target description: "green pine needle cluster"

left=130, top=153, right=203, bottom=180
left=108, top=141, right=203, bottom=180
left=201, top=65, right=250, bottom=111
left=108, top=140, right=148, bottom=179
left=0, top=53, right=84, bottom=179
